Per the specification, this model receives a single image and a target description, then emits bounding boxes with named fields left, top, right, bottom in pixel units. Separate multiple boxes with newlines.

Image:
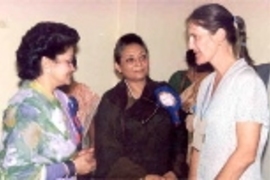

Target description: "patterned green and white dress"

left=0, top=81, right=80, bottom=180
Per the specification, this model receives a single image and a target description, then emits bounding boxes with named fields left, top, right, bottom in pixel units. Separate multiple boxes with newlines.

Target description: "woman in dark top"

left=94, top=33, right=188, bottom=180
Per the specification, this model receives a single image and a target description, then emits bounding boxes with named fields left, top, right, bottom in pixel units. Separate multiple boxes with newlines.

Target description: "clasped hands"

left=72, top=148, right=96, bottom=175
left=144, top=171, right=177, bottom=180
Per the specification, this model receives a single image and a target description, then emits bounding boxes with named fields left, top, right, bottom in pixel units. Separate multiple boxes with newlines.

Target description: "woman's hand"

left=144, top=174, right=165, bottom=180
left=73, top=148, right=96, bottom=175
left=163, top=171, right=177, bottom=180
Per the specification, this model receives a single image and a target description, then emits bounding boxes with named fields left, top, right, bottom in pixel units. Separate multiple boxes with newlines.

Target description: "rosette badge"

left=68, top=96, right=79, bottom=117
left=155, top=85, right=182, bottom=126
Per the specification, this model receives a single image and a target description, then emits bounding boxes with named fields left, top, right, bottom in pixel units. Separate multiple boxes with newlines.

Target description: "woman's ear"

left=114, top=62, right=123, bottom=79
left=41, top=56, right=53, bottom=74
left=215, top=28, right=226, bottom=44
left=114, top=62, right=122, bottom=74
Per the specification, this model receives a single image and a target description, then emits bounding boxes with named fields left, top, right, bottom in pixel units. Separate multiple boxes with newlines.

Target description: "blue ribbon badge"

left=68, top=96, right=79, bottom=118
left=154, top=85, right=181, bottom=125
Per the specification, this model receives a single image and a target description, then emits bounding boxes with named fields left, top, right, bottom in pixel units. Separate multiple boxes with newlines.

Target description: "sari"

left=63, top=82, right=100, bottom=148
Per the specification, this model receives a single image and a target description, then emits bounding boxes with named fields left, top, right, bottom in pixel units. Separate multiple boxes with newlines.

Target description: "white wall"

left=1, top=0, right=270, bottom=136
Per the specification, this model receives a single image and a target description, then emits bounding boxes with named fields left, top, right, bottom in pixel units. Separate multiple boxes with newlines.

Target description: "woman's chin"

left=127, top=76, right=147, bottom=82
left=59, top=79, right=72, bottom=87
left=196, top=59, right=208, bottom=66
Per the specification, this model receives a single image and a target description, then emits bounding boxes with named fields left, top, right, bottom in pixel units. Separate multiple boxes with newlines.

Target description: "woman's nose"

left=134, top=58, right=143, bottom=66
left=188, top=39, right=195, bottom=50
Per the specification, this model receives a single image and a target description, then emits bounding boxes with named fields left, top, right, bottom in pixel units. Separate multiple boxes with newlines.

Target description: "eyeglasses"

left=121, top=54, right=148, bottom=65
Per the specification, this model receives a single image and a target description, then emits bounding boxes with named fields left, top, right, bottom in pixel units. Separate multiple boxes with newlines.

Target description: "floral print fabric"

left=0, top=81, right=78, bottom=180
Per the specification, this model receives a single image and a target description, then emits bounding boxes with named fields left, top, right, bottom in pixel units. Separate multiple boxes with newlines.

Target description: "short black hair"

left=16, top=21, right=80, bottom=80
left=114, top=33, right=148, bottom=64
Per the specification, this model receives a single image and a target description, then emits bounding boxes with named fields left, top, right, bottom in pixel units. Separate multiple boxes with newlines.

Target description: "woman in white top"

left=186, top=3, right=269, bottom=180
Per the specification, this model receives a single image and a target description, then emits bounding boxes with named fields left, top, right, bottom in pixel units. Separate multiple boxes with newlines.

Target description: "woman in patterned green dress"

left=0, top=22, right=96, bottom=180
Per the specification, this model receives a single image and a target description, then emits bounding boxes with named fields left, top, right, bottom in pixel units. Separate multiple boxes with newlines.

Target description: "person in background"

left=256, top=63, right=270, bottom=180
left=0, top=22, right=96, bottom=179
left=256, top=63, right=270, bottom=86
left=94, top=33, right=188, bottom=180
left=168, top=49, right=213, bottom=163
left=186, top=3, right=269, bottom=179
left=60, top=57, right=100, bottom=180
left=60, top=57, right=100, bottom=148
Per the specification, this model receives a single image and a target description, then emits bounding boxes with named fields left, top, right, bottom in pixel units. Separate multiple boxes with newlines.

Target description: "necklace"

left=125, top=80, right=139, bottom=99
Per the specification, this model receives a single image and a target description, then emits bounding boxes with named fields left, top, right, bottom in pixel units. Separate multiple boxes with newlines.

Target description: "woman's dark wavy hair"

left=114, top=33, right=149, bottom=64
left=186, top=3, right=254, bottom=65
left=16, top=21, right=80, bottom=80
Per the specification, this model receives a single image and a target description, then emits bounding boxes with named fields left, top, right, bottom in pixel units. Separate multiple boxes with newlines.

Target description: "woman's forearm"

left=215, top=149, right=256, bottom=180
left=188, top=148, right=200, bottom=180
left=215, top=122, right=261, bottom=179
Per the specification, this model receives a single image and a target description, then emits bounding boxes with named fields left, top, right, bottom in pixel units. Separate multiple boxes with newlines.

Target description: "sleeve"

left=94, top=95, right=147, bottom=179
left=46, top=163, right=67, bottom=180
left=168, top=71, right=181, bottom=92
left=0, top=104, right=67, bottom=180
left=235, top=72, right=269, bottom=125
left=168, top=70, right=190, bottom=94
left=168, top=72, right=179, bottom=91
